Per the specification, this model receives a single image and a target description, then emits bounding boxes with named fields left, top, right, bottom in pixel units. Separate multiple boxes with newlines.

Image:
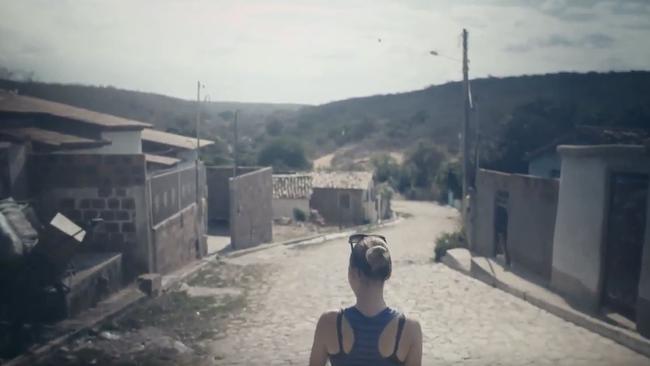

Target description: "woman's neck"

left=354, top=285, right=387, bottom=316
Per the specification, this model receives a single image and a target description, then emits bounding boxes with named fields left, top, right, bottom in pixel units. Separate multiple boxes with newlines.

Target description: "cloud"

left=505, top=33, right=615, bottom=53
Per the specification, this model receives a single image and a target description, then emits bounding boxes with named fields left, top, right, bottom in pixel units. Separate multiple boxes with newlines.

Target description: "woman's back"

left=329, top=307, right=406, bottom=366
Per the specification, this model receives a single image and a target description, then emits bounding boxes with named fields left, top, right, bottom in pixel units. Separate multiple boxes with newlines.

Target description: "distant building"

left=310, top=171, right=380, bottom=226
left=272, top=173, right=312, bottom=220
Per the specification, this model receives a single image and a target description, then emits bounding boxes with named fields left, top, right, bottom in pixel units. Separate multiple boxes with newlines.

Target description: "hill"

left=2, top=71, right=649, bottom=172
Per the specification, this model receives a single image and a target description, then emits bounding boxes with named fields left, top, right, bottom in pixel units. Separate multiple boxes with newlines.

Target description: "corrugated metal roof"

left=0, top=90, right=151, bottom=130
left=141, top=128, right=214, bottom=150
left=0, top=127, right=109, bottom=149
left=311, top=171, right=373, bottom=190
left=272, top=174, right=312, bottom=199
left=144, top=153, right=181, bottom=166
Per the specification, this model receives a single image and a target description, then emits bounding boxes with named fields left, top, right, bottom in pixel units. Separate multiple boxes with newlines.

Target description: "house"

left=551, top=144, right=650, bottom=337
left=526, top=126, right=650, bottom=178
left=0, top=90, right=212, bottom=278
left=310, top=171, right=379, bottom=226
left=272, top=173, right=312, bottom=220
left=473, top=138, right=650, bottom=339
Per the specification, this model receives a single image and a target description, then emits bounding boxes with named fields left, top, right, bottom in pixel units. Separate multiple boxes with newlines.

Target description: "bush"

left=434, top=230, right=466, bottom=262
left=433, top=160, right=462, bottom=204
left=293, top=208, right=307, bottom=222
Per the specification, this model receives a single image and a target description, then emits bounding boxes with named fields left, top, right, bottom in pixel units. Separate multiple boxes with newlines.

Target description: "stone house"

left=272, top=173, right=312, bottom=220
left=0, top=90, right=212, bottom=280
left=310, top=171, right=379, bottom=226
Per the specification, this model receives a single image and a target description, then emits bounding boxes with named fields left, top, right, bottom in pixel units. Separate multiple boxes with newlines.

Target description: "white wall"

left=59, top=130, right=142, bottom=154
left=551, top=146, right=650, bottom=312
left=551, top=155, right=606, bottom=299
left=273, top=198, right=309, bottom=220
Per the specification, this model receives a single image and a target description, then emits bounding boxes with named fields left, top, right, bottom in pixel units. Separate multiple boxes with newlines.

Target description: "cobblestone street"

left=36, top=200, right=650, bottom=366
left=208, top=200, right=649, bottom=365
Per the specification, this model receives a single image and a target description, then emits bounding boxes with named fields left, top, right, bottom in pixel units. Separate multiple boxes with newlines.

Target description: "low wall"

left=474, top=169, right=558, bottom=281
left=230, top=167, right=273, bottom=249
left=206, top=166, right=258, bottom=222
left=152, top=204, right=200, bottom=274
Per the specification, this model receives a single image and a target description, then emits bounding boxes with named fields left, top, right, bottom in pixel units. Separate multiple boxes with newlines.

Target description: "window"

left=339, top=193, right=350, bottom=209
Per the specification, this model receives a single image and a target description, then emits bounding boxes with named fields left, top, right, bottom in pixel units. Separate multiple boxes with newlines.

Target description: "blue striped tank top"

left=329, top=306, right=406, bottom=366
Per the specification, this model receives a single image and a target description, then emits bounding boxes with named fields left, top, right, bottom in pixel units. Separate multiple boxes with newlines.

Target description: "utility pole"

left=232, top=110, right=239, bottom=177
left=195, top=81, right=202, bottom=258
left=461, top=29, right=470, bottom=209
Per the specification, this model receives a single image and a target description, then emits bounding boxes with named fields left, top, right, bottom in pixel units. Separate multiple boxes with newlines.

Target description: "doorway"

left=494, top=190, right=510, bottom=265
left=603, top=172, right=648, bottom=319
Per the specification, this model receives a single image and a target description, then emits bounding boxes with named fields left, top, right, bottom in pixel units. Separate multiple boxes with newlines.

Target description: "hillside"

left=285, top=71, right=650, bottom=158
left=2, top=71, right=649, bottom=172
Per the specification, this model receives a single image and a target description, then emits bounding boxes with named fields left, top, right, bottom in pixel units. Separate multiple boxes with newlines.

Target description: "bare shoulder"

left=403, top=315, right=422, bottom=340
left=316, top=310, right=340, bottom=331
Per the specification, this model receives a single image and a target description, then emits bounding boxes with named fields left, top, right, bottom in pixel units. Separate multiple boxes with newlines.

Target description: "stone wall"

left=474, top=169, right=558, bottom=281
left=29, top=154, right=151, bottom=279
left=229, top=167, right=273, bottom=249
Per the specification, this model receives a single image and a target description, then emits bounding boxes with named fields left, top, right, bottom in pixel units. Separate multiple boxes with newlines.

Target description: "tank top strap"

left=336, top=308, right=344, bottom=354
left=391, top=313, right=407, bottom=358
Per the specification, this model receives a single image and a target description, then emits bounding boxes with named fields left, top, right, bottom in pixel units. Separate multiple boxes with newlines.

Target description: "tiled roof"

left=311, top=171, right=373, bottom=190
left=141, top=128, right=214, bottom=150
left=0, top=127, right=109, bottom=149
left=0, top=90, right=151, bottom=130
left=272, top=174, right=313, bottom=199
left=144, top=154, right=181, bottom=167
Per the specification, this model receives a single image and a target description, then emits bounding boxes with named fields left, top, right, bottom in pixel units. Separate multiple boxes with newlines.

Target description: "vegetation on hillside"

left=3, top=71, right=650, bottom=178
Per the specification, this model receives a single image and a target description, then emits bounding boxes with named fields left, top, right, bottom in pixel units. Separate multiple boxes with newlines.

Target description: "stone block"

left=80, top=199, right=92, bottom=209
left=137, top=273, right=162, bottom=297
left=107, top=198, right=120, bottom=209
left=121, top=222, right=135, bottom=233
left=91, top=199, right=106, bottom=209
left=115, top=210, right=130, bottom=221
left=98, top=187, right=113, bottom=197
left=122, top=198, right=135, bottom=210
left=105, top=222, right=120, bottom=233
left=59, top=198, right=75, bottom=209
left=83, top=210, right=99, bottom=221
left=100, top=210, right=115, bottom=221
left=116, top=188, right=127, bottom=197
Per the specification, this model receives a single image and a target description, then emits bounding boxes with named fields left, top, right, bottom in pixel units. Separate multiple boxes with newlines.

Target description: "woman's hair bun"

left=365, top=245, right=390, bottom=272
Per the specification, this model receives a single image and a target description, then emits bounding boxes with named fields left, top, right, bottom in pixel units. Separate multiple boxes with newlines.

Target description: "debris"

left=99, top=331, right=121, bottom=341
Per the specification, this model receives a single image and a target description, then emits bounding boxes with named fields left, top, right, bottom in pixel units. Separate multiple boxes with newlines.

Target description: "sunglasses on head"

left=348, top=234, right=387, bottom=251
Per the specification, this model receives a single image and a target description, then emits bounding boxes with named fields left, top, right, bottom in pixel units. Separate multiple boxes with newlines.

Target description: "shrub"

left=293, top=208, right=307, bottom=222
left=434, top=230, right=466, bottom=262
left=257, top=138, right=312, bottom=171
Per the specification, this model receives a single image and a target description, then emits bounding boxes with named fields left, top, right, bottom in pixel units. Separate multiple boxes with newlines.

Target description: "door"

left=494, top=190, right=510, bottom=265
left=603, top=172, right=648, bottom=319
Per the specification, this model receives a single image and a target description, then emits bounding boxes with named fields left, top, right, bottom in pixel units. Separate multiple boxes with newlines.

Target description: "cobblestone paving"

left=208, top=200, right=650, bottom=366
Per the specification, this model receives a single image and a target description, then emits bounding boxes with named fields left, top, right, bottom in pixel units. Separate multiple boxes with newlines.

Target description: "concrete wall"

left=273, top=198, right=309, bottom=220
left=310, top=188, right=368, bottom=226
left=206, top=166, right=258, bottom=222
left=550, top=146, right=650, bottom=336
left=229, top=167, right=273, bottom=249
left=474, top=169, right=558, bottom=280
left=146, top=163, right=207, bottom=273
left=29, top=154, right=151, bottom=279
left=151, top=204, right=199, bottom=274
left=528, top=152, right=561, bottom=178
left=0, top=143, right=28, bottom=200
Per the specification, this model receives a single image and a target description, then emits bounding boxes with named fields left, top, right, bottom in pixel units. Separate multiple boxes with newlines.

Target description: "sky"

left=1, top=0, right=649, bottom=105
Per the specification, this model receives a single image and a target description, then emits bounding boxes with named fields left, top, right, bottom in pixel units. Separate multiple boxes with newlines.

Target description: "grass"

left=434, top=230, right=466, bottom=262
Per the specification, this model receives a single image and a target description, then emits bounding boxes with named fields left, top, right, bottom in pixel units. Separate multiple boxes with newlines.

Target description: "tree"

left=265, top=118, right=284, bottom=136
left=257, top=138, right=312, bottom=172
left=403, top=141, right=445, bottom=189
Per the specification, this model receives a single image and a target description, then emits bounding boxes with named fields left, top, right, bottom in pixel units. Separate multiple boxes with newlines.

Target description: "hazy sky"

left=1, top=0, right=649, bottom=104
